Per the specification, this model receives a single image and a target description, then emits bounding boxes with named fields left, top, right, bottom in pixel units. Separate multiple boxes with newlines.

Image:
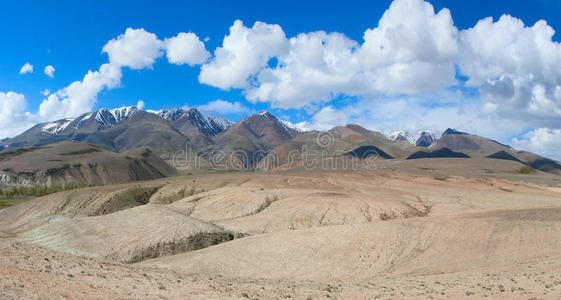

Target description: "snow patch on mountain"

left=208, top=116, right=233, bottom=131
left=281, top=120, right=311, bottom=133
left=41, top=118, right=75, bottom=134
left=148, top=108, right=187, bottom=122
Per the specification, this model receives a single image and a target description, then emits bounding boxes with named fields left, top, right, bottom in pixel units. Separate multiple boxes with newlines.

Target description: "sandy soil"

left=1, top=158, right=561, bottom=299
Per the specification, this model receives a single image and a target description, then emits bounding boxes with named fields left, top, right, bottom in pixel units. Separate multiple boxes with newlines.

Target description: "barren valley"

left=2, top=157, right=561, bottom=299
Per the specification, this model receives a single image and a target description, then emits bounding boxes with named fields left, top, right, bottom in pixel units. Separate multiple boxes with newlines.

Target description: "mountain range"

left=1, top=106, right=560, bottom=187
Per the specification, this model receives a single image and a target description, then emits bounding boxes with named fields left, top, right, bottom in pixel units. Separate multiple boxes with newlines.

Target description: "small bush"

left=141, top=148, right=152, bottom=158
left=516, top=166, right=536, bottom=174
left=60, top=148, right=102, bottom=156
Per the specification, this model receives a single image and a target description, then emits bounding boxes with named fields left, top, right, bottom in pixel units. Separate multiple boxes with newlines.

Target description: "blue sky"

left=1, top=0, right=561, bottom=159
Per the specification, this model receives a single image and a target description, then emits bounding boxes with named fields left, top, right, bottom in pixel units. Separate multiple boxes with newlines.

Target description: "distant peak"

left=186, top=108, right=203, bottom=116
left=149, top=108, right=187, bottom=122
left=415, top=131, right=436, bottom=147
left=442, top=128, right=467, bottom=137
left=93, top=106, right=139, bottom=126
left=257, top=111, right=275, bottom=119
left=389, top=130, right=414, bottom=144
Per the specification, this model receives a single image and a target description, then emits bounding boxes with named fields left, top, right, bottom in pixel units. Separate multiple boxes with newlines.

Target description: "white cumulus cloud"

left=19, top=63, right=33, bottom=74
left=199, top=20, right=290, bottom=90
left=459, top=14, right=561, bottom=127
left=38, top=63, right=122, bottom=121
left=165, top=32, right=210, bottom=66
left=302, top=106, right=351, bottom=131
left=136, top=100, right=145, bottom=109
left=44, top=65, right=55, bottom=78
left=207, top=0, right=459, bottom=109
left=102, top=28, right=165, bottom=69
left=197, top=99, right=248, bottom=115
left=246, top=31, right=361, bottom=108
left=0, top=91, right=33, bottom=138
left=513, top=128, right=561, bottom=161
left=358, top=0, right=458, bottom=95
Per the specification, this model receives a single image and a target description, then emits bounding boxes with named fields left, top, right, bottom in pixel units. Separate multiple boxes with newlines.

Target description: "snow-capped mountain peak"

left=257, top=111, right=275, bottom=119
left=94, top=106, right=139, bottom=127
left=110, top=106, right=139, bottom=123
left=389, top=130, right=415, bottom=144
left=415, top=131, right=436, bottom=147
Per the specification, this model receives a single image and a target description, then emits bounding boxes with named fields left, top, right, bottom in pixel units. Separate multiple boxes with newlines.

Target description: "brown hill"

left=0, top=141, right=175, bottom=187
left=206, top=111, right=299, bottom=167
left=432, top=128, right=511, bottom=154
left=258, top=125, right=415, bottom=169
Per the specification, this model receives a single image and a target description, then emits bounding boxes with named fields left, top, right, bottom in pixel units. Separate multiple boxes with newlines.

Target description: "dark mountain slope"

left=407, top=147, right=470, bottom=160
left=486, top=151, right=524, bottom=164
left=344, top=146, right=393, bottom=159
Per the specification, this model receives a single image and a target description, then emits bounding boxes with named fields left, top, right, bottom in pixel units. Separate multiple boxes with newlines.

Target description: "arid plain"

left=2, top=157, right=561, bottom=299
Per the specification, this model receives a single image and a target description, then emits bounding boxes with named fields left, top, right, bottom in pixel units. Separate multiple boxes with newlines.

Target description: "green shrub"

left=141, top=148, right=152, bottom=158
left=516, top=166, right=536, bottom=174
left=0, top=183, right=96, bottom=200
left=60, top=148, right=102, bottom=156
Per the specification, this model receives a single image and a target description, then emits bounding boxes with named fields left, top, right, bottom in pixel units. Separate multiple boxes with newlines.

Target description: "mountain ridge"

left=1, top=109, right=560, bottom=175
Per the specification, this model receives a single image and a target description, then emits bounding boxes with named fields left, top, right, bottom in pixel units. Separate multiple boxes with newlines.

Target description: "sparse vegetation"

left=91, top=186, right=161, bottom=216
left=0, top=147, right=42, bottom=161
left=45, top=164, right=72, bottom=176
left=256, top=195, right=279, bottom=213
left=0, top=183, right=100, bottom=209
left=17, top=171, right=35, bottom=178
left=515, top=166, right=537, bottom=174
left=0, top=183, right=97, bottom=199
left=141, top=148, right=152, bottom=158
left=418, top=167, right=435, bottom=171
left=0, top=197, right=26, bottom=209
left=60, top=148, right=102, bottom=156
